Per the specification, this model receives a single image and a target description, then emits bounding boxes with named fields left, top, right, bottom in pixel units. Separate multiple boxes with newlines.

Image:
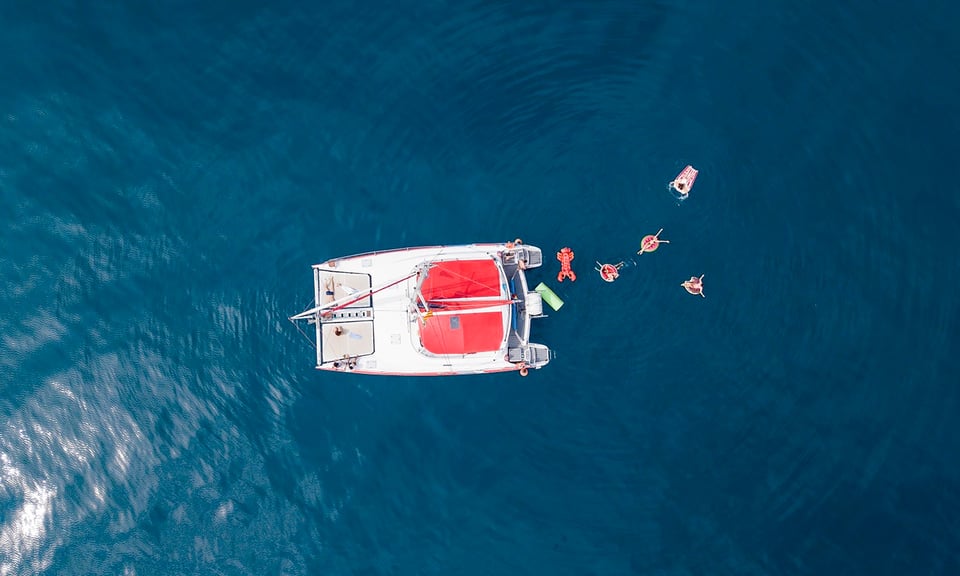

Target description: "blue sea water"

left=2, top=0, right=959, bottom=574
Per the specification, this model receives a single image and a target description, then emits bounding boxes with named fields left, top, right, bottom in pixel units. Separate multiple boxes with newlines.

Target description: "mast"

left=421, top=303, right=515, bottom=316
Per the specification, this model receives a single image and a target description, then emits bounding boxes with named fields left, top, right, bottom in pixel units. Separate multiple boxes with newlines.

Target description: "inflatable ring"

left=519, top=363, right=529, bottom=377
left=599, top=263, right=619, bottom=282
left=641, top=235, right=658, bottom=252
left=514, top=238, right=523, bottom=245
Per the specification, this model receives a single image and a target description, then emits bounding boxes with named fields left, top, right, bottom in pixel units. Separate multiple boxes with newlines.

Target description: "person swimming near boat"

left=669, top=165, right=698, bottom=200
left=681, top=274, right=705, bottom=297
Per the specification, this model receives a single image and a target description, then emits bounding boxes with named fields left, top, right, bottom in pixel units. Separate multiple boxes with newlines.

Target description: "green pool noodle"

left=535, top=282, right=564, bottom=311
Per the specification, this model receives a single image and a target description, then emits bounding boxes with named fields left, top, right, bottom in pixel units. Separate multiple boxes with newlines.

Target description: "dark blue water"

left=2, top=1, right=959, bottom=574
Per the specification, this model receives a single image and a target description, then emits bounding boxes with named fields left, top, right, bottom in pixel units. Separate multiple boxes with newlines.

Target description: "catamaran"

left=289, top=241, right=552, bottom=376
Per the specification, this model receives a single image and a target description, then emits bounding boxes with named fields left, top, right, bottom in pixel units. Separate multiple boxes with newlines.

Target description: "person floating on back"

left=682, top=274, right=705, bottom=297
left=595, top=261, right=623, bottom=282
left=638, top=228, right=669, bottom=255
left=669, top=165, right=699, bottom=199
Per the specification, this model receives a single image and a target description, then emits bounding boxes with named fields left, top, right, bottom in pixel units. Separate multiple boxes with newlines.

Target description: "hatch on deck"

left=317, top=269, right=372, bottom=307
left=315, top=269, right=374, bottom=365
left=321, top=321, right=374, bottom=363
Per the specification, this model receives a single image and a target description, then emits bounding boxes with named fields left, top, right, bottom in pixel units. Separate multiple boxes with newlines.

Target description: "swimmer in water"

left=681, top=274, right=705, bottom=297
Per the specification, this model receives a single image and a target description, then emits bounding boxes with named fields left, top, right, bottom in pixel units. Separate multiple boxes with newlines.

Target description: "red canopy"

left=418, top=259, right=506, bottom=354
left=420, top=311, right=505, bottom=355
left=419, top=259, right=502, bottom=300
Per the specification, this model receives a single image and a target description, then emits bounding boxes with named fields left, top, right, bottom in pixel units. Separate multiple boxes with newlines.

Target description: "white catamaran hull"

left=289, top=242, right=552, bottom=376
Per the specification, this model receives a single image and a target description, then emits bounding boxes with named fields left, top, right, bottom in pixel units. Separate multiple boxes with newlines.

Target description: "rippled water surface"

left=2, top=1, right=959, bottom=574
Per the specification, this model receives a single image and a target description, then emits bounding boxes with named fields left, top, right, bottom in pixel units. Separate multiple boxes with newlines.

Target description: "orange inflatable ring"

left=519, top=363, right=529, bottom=377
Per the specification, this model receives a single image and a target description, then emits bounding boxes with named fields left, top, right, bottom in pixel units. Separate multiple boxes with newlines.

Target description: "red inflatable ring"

left=599, top=264, right=619, bottom=282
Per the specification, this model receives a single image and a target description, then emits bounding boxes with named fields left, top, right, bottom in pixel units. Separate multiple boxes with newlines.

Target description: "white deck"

left=291, top=243, right=549, bottom=376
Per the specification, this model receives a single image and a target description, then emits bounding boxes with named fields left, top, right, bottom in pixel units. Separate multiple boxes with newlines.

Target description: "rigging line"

left=425, top=296, right=513, bottom=302
left=420, top=300, right=515, bottom=313
left=288, top=317, right=318, bottom=349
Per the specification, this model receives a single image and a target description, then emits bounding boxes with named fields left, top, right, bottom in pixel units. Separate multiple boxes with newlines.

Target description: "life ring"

left=514, top=238, right=523, bottom=245
left=519, top=363, right=529, bottom=377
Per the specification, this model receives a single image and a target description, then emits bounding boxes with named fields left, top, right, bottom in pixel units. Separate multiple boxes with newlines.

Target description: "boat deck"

left=294, top=243, right=551, bottom=376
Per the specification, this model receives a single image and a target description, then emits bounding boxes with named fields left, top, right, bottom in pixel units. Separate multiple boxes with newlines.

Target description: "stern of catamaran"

left=501, top=244, right=552, bottom=370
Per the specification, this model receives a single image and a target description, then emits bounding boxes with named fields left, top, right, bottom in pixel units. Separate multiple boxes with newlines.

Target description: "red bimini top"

left=418, top=259, right=507, bottom=355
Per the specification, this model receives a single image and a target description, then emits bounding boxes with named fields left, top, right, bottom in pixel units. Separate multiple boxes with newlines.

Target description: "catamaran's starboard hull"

left=289, top=242, right=551, bottom=376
